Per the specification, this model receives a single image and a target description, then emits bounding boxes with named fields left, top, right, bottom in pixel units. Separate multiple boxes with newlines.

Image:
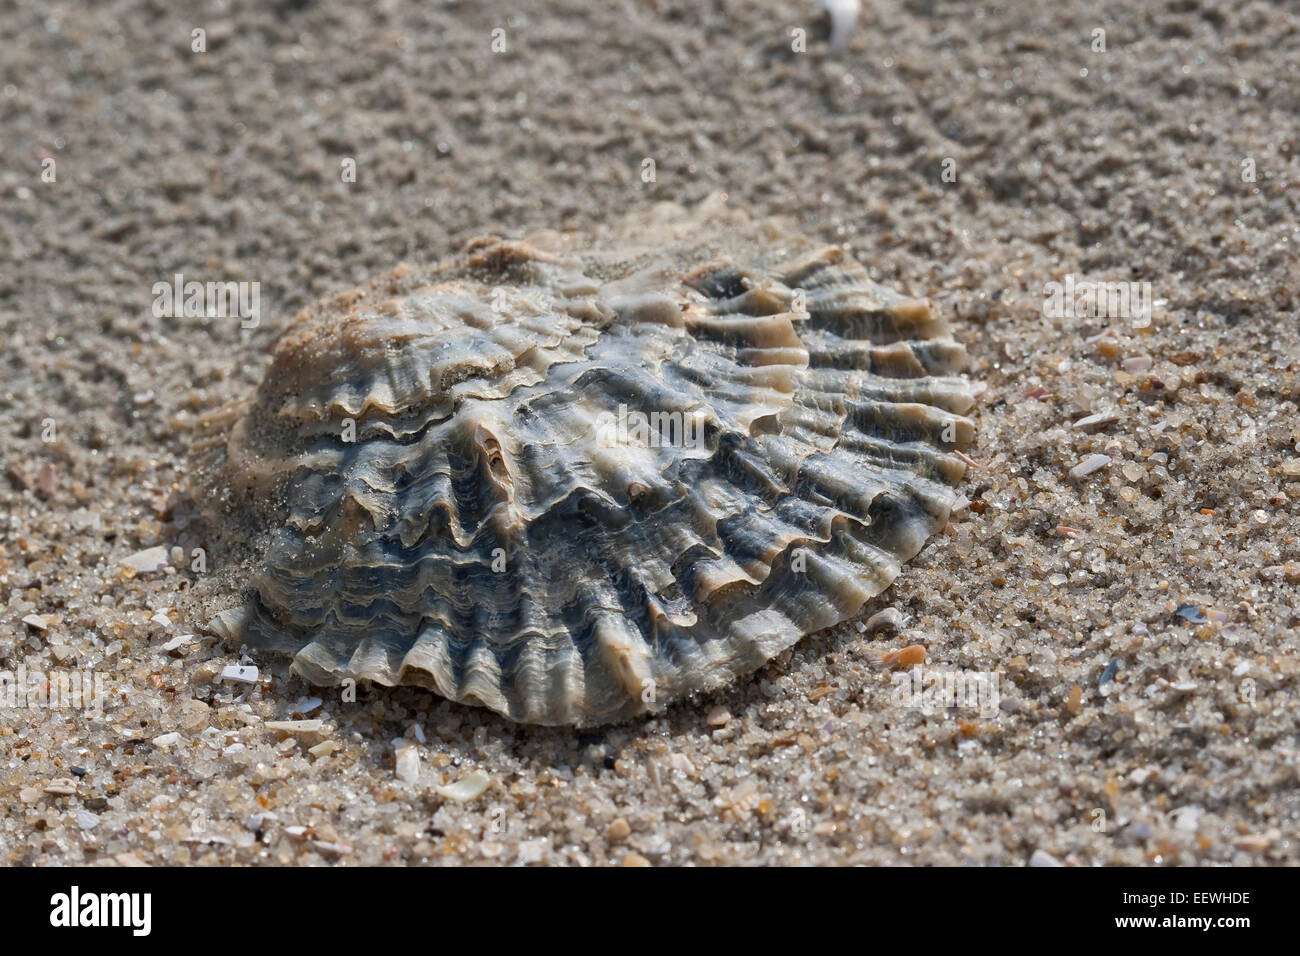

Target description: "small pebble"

left=516, top=838, right=549, bottom=864
left=192, top=661, right=223, bottom=683
left=1171, top=806, right=1203, bottom=832
left=37, top=462, right=56, bottom=497
left=394, top=742, right=420, bottom=784
left=606, top=818, right=631, bottom=842
left=1029, top=849, right=1064, bottom=867
left=880, top=644, right=926, bottom=670
left=706, top=705, right=731, bottom=727
left=1098, top=658, right=1119, bottom=692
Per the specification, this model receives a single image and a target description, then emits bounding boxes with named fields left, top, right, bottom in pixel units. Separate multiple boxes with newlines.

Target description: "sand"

left=1, top=0, right=1297, bottom=866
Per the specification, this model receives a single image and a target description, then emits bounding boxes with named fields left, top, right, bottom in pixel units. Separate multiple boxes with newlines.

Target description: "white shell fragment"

left=265, top=719, right=327, bottom=742
left=819, top=0, right=861, bottom=53
left=204, top=202, right=975, bottom=726
left=1069, top=453, right=1112, bottom=479
left=393, top=741, right=420, bottom=784
left=161, top=633, right=196, bottom=651
left=1072, top=410, right=1120, bottom=432
left=434, top=770, right=493, bottom=803
left=120, top=545, right=170, bottom=574
left=218, top=664, right=259, bottom=685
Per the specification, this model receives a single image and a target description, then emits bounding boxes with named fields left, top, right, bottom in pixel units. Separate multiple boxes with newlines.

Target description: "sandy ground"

left=1, top=0, right=1297, bottom=866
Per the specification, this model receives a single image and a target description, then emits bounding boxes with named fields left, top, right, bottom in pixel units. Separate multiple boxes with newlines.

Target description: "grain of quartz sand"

left=1, top=0, right=1297, bottom=865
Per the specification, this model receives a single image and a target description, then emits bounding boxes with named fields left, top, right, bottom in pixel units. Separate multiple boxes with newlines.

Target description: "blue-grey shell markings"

left=204, top=203, right=975, bottom=726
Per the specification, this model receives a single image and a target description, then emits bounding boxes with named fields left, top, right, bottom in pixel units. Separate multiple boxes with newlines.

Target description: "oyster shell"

left=206, top=201, right=975, bottom=726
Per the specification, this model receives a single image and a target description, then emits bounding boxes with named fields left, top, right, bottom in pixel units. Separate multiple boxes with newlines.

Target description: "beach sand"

left=1, top=0, right=1297, bottom=865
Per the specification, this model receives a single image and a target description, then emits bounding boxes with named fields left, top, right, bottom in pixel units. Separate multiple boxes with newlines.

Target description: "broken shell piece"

left=162, top=633, right=196, bottom=652
left=119, top=546, right=170, bottom=574
left=265, top=719, right=327, bottom=744
left=218, top=664, right=259, bottom=685
left=201, top=201, right=975, bottom=726
left=860, top=607, right=906, bottom=635
left=393, top=741, right=420, bottom=784
left=1072, top=410, right=1120, bottom=432
left=433, top=770, right=493, bottom=802
left=1069, top=454, right=1111, bottom=479
left=819, top=0, right=861, bottom=52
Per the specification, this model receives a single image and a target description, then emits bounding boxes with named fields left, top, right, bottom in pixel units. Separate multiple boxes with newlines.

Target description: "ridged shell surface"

left=207, top=202, right=975, bottom=726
